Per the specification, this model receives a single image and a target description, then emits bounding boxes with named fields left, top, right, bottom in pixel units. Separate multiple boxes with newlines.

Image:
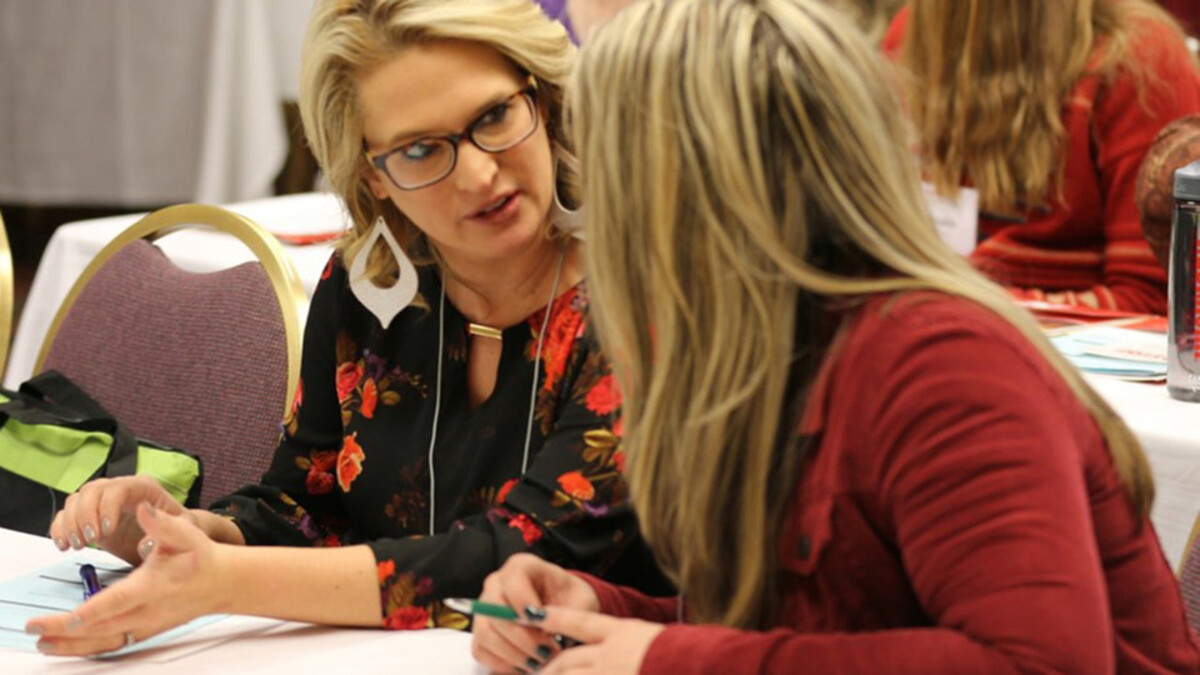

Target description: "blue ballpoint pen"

left=79, top=563, right=103, bottom=600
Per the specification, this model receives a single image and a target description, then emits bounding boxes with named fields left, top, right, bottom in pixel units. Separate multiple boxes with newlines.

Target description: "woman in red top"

left=882, top=0, right=1200, bottom=314
left=469, top=0, right=1200, bottom=673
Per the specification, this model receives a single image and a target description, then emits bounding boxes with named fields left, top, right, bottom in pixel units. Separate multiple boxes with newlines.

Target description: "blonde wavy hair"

left=901, top=0, right=1193, bottom=215
left=575, top=0, right=1153, bottom=630
left=822, top=0, right=904, bottom=43
left=299, top=0, right=577, bottom=283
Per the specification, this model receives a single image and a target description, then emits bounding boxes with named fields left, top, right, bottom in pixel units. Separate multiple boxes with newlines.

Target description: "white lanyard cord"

left=427, top=243, right=567, bottom=536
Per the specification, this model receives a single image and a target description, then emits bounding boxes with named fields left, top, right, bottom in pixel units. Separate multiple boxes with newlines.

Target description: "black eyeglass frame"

left=365, top=84, right=540, bottom=191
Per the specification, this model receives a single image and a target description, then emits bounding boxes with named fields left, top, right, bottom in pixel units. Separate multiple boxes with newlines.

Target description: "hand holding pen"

left=460, top=592, right=665, bottom=674
left=466, top=553, right=603, bottom=673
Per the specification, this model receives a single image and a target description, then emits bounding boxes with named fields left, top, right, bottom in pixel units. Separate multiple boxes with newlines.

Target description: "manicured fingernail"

left=523, top=605, right=547, bottom=622
left=138, top=538, right=156, bottom=560
left=53, top=537, right=67, bottom=551
left=82, top=524, right=97, bottom=543
left=526, top=658, right=541, bottom=672
left=68, top=532, right=82, bottom=549
left=36, top=639, right=53, bottom=653
left=66, top=615, right=82, bottom=630
left=101, top=516, right=112, bottom=537
left=25, top=624, right=42, bottom=635
left=537, top=644, right=552, bottom=660
left=145, top=503, right=158, bottom=518
left=554, top=633, right=579, bottom=649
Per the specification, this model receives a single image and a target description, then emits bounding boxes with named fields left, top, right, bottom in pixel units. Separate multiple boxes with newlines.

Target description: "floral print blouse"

left=210, top=252, right=659, bottom=629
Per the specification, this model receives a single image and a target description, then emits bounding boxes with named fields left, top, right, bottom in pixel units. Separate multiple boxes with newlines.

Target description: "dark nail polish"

left=526, top=657, right=541, bottom=672
left=524, top=605, right=547, bottom=622
left=537, top=644, right=552, bottom=660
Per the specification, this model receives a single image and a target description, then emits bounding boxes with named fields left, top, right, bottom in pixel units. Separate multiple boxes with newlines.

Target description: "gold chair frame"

left=34, top=204, right=306, bottom=412
left=0, top=210, right=12, bottom=382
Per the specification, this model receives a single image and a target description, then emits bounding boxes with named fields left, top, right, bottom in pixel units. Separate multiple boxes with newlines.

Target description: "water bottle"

left=1168, top=161, right=1200, bottom=401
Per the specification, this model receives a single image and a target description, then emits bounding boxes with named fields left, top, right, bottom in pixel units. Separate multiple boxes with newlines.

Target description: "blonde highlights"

left=299, top=0, right=577, bottom=282
left=901, top=0, right=1193, bottom=214
left=576, top=0, right=1153, bottom=629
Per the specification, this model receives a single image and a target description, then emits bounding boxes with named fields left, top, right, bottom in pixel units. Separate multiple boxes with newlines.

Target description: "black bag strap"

left=0, top=371, right=140, bottom=478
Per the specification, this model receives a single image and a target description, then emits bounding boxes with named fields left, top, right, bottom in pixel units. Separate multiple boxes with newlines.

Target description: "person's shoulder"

left=838, top=291, right=1047, bottom=379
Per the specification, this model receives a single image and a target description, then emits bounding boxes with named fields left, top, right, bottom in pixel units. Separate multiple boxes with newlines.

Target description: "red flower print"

left=556, top=470, right=595, bottom=502
left=290, top=378, right=304, bottom=418
left=377, top=560, right=396, bottom=584
left=585, top=374, right=620, bottom=415
left=305, top=450, right=337, bottom=495
left=496, top=478, right=518, bottom=505
left=321, top=257, right=333, bottom=280
left=532, top=290, right=584, bottom=393
left=361, top=378, right=378, bottom=418
left=613, top=450, right=626, bottom=473
left=337, top=433, right=365, bottom=492
left=557, top=471, right=595, bottom=501
left=507, top=514, right=543, bottom=545
left=613, top=417, right=624, bottom=438
left=310, top=450, right=337, bottom=472
left=336, top=361, right=364, bottom=403
left=306, top=470, right=334, bottom=495
left=383, top=606, right=431, bottom=630
left=323, top=533, right=342, bottom=547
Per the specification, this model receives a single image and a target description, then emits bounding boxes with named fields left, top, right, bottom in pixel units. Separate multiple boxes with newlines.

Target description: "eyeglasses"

left=366, top=85, right=540, bottom=191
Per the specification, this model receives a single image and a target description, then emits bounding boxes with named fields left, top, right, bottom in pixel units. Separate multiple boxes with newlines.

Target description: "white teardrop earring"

left=550, top=145, right=585, bottom=237
left=348, top=216, right=418, bottom=329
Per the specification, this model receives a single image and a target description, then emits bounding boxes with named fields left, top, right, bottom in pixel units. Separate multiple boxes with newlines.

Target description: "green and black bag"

left=0, top=371, right=202, bottom=536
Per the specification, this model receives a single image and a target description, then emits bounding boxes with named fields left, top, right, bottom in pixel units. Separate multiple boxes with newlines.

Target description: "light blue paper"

left=0, top=555, right=226, bottom=655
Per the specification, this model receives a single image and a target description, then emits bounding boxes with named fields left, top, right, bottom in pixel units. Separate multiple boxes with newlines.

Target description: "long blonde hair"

left=575, top=0, right=1153, bottom=630
left=822, top=0, right=905, bottom=43
left=299, top=0, right=577, bottom=282
left=901, top=0, right=1192, bottom=214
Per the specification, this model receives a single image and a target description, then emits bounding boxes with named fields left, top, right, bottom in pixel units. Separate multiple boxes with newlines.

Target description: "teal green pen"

left=444, top=597, right=520, bottom=621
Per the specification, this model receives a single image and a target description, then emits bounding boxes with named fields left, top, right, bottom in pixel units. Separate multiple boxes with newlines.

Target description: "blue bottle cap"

left=1175, top=160, right=1200, bottom=201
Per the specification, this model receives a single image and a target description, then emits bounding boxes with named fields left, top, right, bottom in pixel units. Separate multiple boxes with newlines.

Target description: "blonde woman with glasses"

left=28, top=0, right=667, bottom=656
left=883, top=0, right=1200, bottom=314
left=470, top=1, right=1199, bottom=673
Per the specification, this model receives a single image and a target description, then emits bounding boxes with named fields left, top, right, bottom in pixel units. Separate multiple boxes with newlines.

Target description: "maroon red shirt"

left=580, top=293, right=1199, bottom=673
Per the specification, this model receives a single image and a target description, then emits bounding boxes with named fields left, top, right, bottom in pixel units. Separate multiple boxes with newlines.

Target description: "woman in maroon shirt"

left=469, top=0, right=1200, bottom=673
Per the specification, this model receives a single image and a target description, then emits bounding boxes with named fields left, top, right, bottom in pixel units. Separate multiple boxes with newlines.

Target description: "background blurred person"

left=885, top=0, right=1200, bottom=314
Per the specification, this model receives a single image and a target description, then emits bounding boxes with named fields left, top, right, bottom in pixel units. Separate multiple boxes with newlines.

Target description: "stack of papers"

left=1049, top=325, right=1168, bottom=381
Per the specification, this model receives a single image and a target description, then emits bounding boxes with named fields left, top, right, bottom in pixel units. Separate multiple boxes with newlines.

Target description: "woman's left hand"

left=26, top=502, right=233, bottom=656
left=525, top=606, right=665, bottom=675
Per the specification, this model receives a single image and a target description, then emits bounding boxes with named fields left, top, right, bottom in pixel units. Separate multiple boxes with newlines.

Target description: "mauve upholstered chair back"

left=41, top=240, right=288, bottom=507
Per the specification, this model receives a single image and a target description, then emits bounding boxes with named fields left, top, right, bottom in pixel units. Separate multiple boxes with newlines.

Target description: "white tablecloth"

left=0, top=528, right=484, bottom=674
left=1083, top=375, right=1200, bottom=570
left=0, top=0, right=313, bottom=205
left=4, top=192, right=348, bottom=390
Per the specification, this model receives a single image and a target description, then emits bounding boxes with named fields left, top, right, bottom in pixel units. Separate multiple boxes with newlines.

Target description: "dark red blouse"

left=580, top=293, right=1199, bottom=673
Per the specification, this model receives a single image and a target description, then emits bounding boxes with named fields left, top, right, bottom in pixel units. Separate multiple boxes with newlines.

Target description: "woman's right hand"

left=471, top=553, right=600, bottom=674
left=48, top=475, right=188, bottom=565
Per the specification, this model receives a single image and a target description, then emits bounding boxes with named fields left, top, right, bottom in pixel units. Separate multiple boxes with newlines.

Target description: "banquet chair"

left=0, top=210, right=12, bottom=382
left=35, top=204, right=305, bottom=508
